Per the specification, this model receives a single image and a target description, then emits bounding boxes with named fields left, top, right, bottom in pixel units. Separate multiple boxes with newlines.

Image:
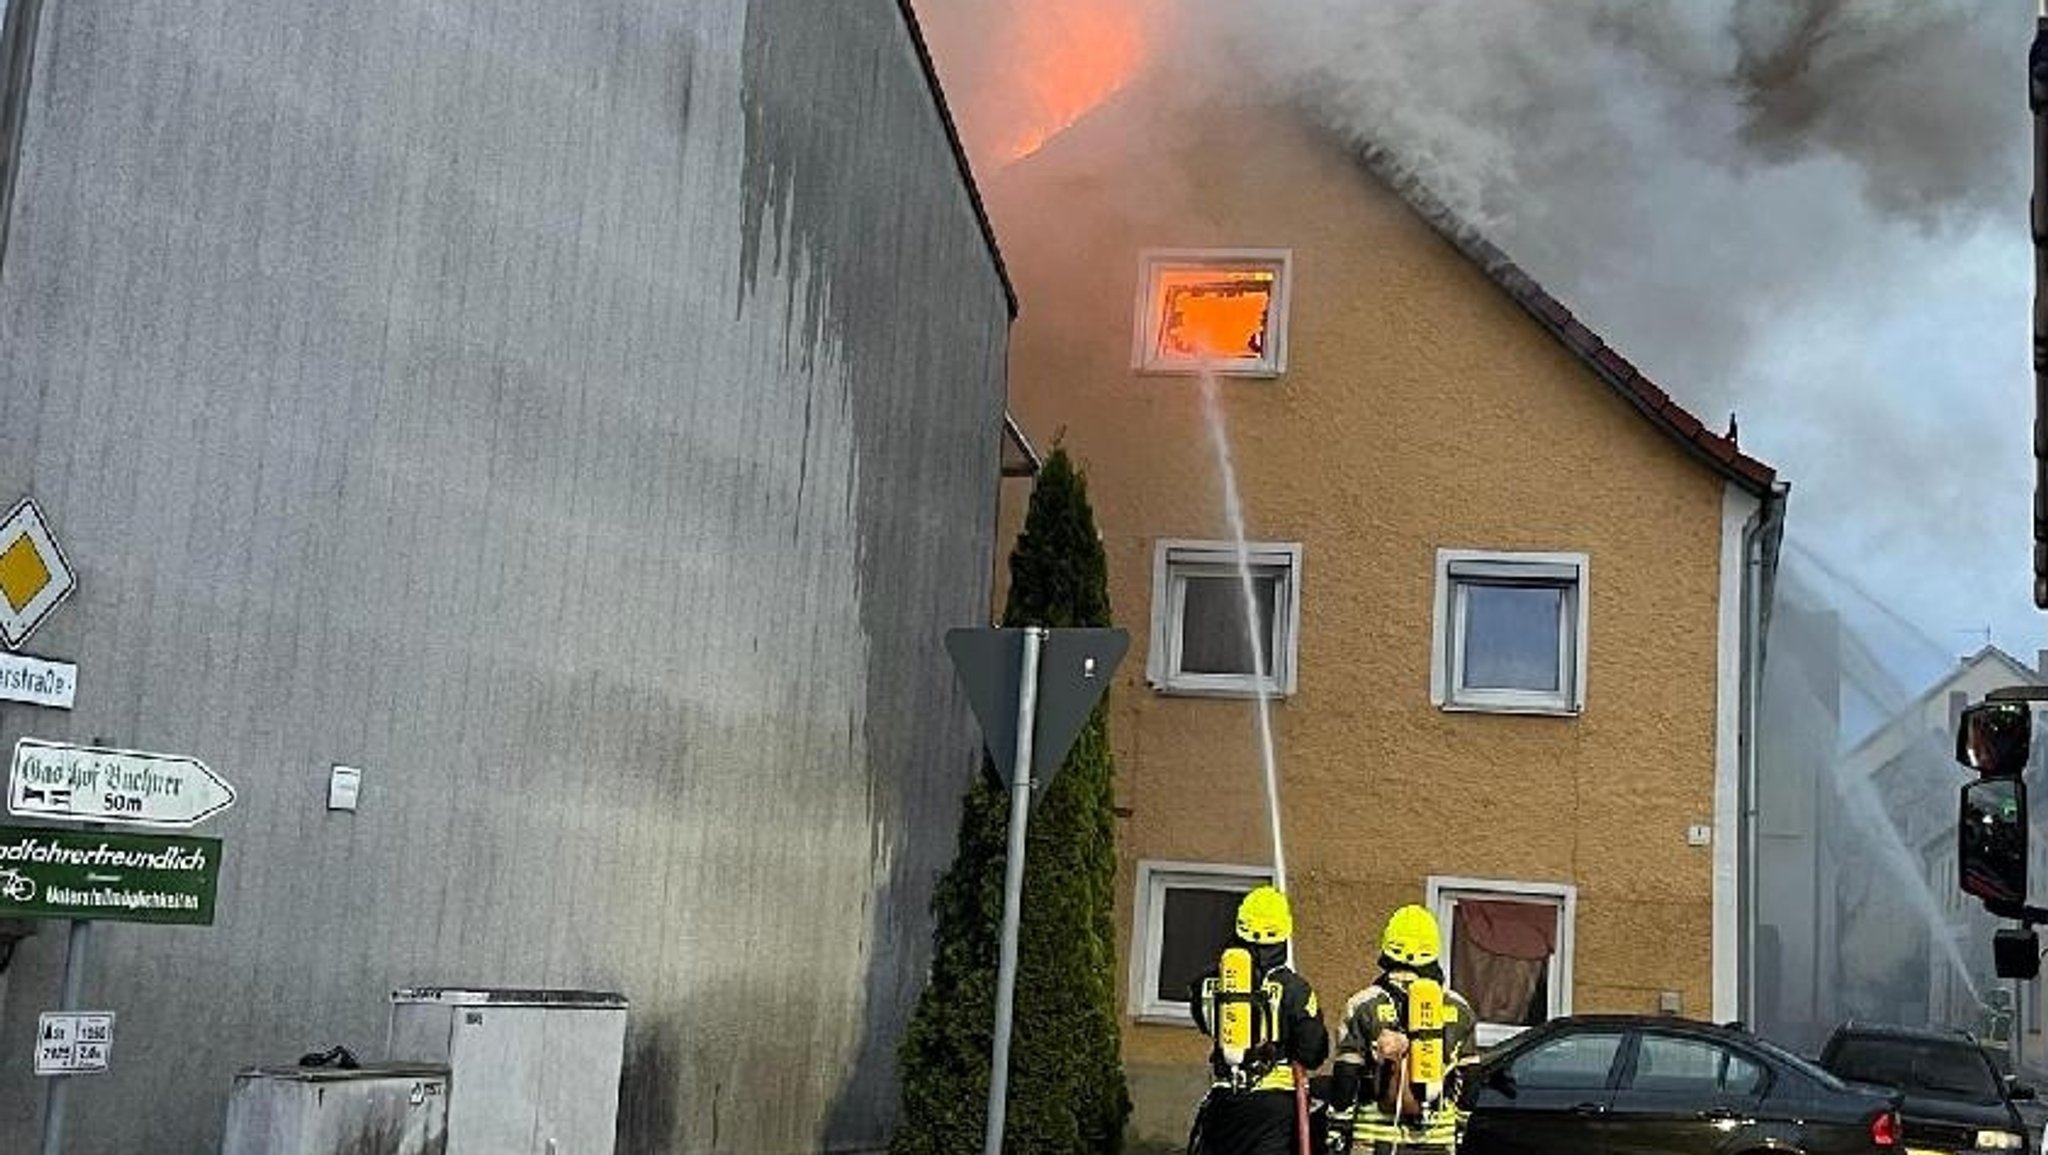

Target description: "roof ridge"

left=1350, top=143, right=1778, bottom=496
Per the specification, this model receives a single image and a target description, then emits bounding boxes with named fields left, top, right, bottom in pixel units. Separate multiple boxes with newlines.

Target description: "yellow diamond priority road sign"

left=0, top=498, right=74, bottom=651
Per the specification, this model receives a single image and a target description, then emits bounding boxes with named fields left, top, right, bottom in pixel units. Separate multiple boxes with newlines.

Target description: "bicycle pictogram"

left=0, top=868, right=37, bottom=903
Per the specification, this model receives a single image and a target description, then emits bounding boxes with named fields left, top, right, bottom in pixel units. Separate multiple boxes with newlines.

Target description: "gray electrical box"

left=388, top=988, right=628, bottom=1155
left=220, top=1065, right=449, bottom=1155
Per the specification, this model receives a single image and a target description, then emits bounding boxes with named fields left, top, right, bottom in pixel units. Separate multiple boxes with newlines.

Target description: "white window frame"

left=1131, top=248, right=1292, bottom=377
left=1129, top=859, right=1275, bottom=1025
left=1427, top=875, right=1578, bottom=1048
left=1147, top=539, right=1303, bottom=699
left=1430, top=549, right=1589, bottom=716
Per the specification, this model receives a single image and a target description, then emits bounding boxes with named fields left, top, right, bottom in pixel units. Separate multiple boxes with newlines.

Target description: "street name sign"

left=35, top=1011, right=113, bottom=1075
left=0, top=652, right=75, bottom=709
left=9, top=737, right=234, bottom=828
left=0, top=825, right=221, bottom=925
left=0, top=497, right=76, bottom=651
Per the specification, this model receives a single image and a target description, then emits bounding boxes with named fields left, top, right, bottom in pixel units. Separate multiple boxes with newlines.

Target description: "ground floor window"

left=1427, top=876, right=1577, bottom=1047
left=1129, top=860, right=1274, bottom=1023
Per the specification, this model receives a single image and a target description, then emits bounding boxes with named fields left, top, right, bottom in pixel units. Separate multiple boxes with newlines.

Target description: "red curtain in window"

left=1451, top=899, right=1558, bottom=1024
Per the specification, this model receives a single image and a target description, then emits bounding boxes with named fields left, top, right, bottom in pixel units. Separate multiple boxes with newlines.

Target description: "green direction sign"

left=0, top=825, right=219, bottom=925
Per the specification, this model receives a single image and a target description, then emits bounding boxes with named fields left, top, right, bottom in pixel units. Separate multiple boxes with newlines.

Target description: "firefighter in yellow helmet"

left=1326, top=905, right=1478, bottom=1154
left=1187, top=885, right=1329, bottom=1155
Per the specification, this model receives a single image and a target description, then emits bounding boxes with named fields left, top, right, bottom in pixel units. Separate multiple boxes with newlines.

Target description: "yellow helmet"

left=1380, top=904, right=1441, bottom=968
left=1235, top=885, right=1292, bottom=944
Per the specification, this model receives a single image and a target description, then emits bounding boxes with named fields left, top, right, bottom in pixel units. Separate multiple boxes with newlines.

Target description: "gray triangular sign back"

left=1030, top=628, right=1129, bottom=789
left=945, top=627, right=1024, bottom=787
left=945, top=627, right=1129, bottom=799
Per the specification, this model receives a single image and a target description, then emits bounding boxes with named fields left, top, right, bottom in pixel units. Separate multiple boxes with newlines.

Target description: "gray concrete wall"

left=0, top=1, right=1011, bottom=1151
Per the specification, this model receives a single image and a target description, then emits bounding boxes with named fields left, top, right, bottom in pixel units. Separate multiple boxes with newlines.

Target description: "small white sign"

left=0, top=498, right=76, bottom=651
left=0, top=652, right=76, bottom=709
left=9, top=738, right=235, bottom=828
left=35, top=1011, right=113, bottom=1076
left=328, top=765, right=362, bottom=812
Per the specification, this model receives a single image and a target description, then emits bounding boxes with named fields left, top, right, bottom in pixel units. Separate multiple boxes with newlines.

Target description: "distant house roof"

left=894, top=0, right=1018, bottom=318
left=1349, top=144, right=1779, bottom=498
left=1844, top=644, right=2046, bottom=768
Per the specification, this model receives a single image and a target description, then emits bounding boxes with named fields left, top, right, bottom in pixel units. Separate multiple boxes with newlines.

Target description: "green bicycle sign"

left=0, top=825, right=220, bottom=926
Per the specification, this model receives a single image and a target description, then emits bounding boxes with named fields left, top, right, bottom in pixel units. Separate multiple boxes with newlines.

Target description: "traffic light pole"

left=2033, top=0, right=2048, bottom=607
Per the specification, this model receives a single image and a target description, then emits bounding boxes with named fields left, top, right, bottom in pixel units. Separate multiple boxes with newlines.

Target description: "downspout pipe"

left=1739, top=482, right=1789, bottom=1028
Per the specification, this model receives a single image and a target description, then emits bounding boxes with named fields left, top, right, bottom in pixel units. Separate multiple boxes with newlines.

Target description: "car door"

left=1599, top=1030, right=1771, bottom=1155
left=1463, top=1028, right=1627, bottom=1155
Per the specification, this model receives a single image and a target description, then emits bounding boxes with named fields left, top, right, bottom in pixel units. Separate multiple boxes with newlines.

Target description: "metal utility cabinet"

left=388, top=988, right=628, bottom=1155
left=220, top=1065, right=450, bottom=1155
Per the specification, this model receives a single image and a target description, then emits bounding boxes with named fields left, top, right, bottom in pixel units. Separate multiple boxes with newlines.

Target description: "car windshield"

left=1828, top=1036, right=2003, bottom=1104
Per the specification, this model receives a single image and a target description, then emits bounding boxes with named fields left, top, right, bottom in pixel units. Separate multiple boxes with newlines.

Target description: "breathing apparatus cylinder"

left=1218, top=945, right=1254, bottom=1069
left=1407, top=977, right=1447, bottom=1107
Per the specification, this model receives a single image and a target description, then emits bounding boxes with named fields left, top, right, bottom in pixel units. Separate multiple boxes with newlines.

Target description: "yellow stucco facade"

left=985, top=86, right=1765, bottom=1143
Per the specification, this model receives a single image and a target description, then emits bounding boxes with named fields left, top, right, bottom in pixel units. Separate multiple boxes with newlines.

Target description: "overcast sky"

left=919, top=0, right=2047, bottom=710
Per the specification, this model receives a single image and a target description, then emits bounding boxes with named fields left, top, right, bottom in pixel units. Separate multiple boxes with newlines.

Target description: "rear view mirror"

left=1960, top=779, right=2028, bottom=906
left=1959, top=701, right=2032, bottom=778
left=2010, top=1079, right=2037, bottom=1101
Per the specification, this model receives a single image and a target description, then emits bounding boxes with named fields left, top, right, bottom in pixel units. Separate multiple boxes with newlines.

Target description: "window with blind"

left=1430, top=878, right=1577, bottom=1047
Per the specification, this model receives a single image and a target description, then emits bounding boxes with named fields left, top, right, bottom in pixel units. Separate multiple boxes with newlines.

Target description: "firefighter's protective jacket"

left=1329, top=979, right=1478, bottom=1149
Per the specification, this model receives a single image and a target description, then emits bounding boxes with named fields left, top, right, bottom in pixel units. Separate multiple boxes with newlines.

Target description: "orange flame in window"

left=1156, top=270, right=1275, bottom=361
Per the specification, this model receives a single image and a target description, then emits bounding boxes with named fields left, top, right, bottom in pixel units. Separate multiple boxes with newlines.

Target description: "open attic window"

left=1132, top=250, right=1290, bottom=377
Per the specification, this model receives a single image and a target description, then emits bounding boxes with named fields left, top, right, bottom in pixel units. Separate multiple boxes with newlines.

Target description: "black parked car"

left=1817, top=1023, right=2032, bottom=1154
left=1458, top=1015, right=1903, bottom=1155
left=1981, top=1044, right=2048, bottom=1147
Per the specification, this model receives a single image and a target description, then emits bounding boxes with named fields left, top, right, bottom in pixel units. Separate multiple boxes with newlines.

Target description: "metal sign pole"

left=39, top=813, right=103, bottom=1155
left=38, top=915, right=90, bottom=1155
left=982, top=626, right=1043, bottom=1155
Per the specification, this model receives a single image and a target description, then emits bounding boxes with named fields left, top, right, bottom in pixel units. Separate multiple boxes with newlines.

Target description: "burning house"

left=960, top=33, right=1789, bottom=1145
